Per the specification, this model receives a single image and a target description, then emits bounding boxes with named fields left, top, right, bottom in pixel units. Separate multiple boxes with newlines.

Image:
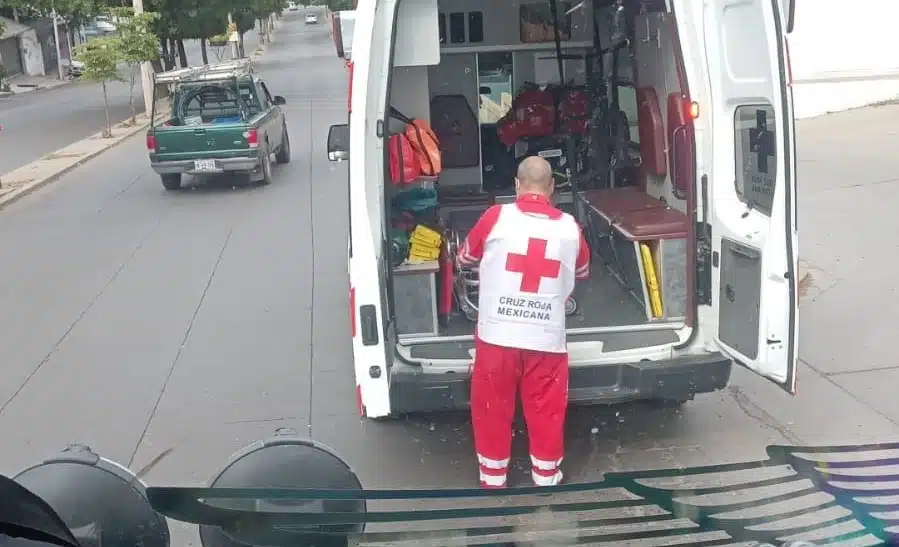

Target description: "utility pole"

left=132, top=0, right=155, bottom=118
left=51, top=2, right=64, bottom=80
left=227, top=13, right=240, bottom=59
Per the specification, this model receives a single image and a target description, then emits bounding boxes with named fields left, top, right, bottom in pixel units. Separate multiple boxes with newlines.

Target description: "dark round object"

left=10, top=444, right=170, bottom=547
left=199, top=429, right=365, bottom=547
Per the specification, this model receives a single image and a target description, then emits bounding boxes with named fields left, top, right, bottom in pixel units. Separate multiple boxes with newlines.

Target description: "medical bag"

left=390, top=108, right=443, bottom=176
left=559, top=88, right=589, bottom=135
left=388, top=133, right=421, bottom=185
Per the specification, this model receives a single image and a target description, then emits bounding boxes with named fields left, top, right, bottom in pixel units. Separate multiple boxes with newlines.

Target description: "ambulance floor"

left=441, top=268, right=648, bottom=337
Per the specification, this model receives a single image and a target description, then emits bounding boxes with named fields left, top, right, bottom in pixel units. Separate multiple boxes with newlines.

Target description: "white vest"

left=477, top=203, right=581, bottom=353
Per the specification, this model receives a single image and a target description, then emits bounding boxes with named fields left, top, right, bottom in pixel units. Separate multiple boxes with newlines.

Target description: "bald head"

left=516, top=156, right=554, bottom=197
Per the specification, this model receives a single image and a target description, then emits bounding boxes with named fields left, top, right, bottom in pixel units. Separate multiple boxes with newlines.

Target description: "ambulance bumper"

left=389, top=352, right=733, bottom=415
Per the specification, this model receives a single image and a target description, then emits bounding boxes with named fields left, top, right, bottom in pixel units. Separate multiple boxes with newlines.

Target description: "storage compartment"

left=385, top=0, right=694, bottom=348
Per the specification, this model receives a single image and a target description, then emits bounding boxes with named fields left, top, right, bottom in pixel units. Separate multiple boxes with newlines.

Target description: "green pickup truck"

left=146, top=60, right=290, bottom=190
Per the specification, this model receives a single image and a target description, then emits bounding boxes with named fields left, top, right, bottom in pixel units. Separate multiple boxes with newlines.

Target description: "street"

left=1, top=7, right=899, bottom=544
left=0, top=26, right=265, bottom=175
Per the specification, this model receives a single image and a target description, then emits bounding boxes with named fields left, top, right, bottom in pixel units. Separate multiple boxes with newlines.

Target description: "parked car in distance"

left=288, top=1, right=299, bottom=10
left=305, top=13, right=318, bottom=24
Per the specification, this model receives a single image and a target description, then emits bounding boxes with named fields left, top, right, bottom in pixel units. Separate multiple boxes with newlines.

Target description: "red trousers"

left=470, top=338, right=568, bottom=488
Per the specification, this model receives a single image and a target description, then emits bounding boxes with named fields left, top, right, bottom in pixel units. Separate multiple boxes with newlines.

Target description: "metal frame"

left=152, top=58, right=255, bottom=85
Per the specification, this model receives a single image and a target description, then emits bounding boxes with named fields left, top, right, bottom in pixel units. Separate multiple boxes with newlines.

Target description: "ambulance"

left=327, top=0, right=798, bottom=420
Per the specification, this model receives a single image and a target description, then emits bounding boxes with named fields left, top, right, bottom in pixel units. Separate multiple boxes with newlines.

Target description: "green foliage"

left=1, top=0, right=113, bottom=28
left=110, top=8, right=159, bottom=63
left=325, top=0, right=354, bottom=10
left=74, top=35, right=122, bottom=83
left=75, top=34, right=122, bottom=136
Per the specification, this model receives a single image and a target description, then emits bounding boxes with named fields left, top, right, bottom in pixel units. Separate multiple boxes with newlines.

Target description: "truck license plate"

left=194, top=159, right=217, bottom=171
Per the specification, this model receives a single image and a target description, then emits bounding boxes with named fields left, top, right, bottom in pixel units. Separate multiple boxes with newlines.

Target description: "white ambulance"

left=327, top=0, right=798, bottom=420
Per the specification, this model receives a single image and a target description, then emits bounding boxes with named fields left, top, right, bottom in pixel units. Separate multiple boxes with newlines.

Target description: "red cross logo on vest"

left=505, top=237, right=562, bottom=293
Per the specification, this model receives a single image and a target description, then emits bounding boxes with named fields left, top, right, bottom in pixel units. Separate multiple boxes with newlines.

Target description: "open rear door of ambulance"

left=704, top=0, right=799, bottom=393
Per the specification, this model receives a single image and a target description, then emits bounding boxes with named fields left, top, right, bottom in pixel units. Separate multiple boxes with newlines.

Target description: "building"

left=0, top=16, right=46, bottom=77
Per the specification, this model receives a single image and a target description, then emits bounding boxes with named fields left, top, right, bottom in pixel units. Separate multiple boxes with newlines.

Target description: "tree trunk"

left=238, top=33, right=246, bottom=58
left=177, top=39, right=188, bottom=68
left=128, top=66, right=137, bottom=123
left=159, top=39, right=174, bottom=70
left=258, top=19, right=265, bottom=45
left=102, top=81, right=112, bottom=138
left=169, top=38, right=178, bottom=66
left=200, top=38, right=208, bottom=65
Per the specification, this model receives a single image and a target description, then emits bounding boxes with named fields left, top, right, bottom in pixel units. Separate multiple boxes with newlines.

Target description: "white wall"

left=18, top=29, right=45, bottom=76
left=790, top=0, right=899, bottom=119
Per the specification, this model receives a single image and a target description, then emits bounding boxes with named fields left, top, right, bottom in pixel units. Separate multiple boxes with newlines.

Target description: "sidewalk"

left=0, top=74, right=70, bottom=97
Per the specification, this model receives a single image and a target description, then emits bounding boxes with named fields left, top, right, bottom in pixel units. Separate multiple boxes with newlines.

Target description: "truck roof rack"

left=153, top=58, right=255, bottom=84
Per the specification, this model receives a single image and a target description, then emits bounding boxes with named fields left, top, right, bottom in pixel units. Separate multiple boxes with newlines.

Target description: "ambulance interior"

left=385, top=0, right=695, bottom=351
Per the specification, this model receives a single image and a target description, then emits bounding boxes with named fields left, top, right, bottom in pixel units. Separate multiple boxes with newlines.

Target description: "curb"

left=0, top=110, right=168, bottom=210
left=0, top=80, right=72, bottom=99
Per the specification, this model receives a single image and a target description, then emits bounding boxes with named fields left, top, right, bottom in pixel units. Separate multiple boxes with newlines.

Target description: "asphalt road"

left=1, top=7, right=899, bottom=544
left=0, top=15, right=286, bottom=175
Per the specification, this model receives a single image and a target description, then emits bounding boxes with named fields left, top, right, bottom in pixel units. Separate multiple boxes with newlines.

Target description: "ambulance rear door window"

left=734, top=104, right=776, bottom=216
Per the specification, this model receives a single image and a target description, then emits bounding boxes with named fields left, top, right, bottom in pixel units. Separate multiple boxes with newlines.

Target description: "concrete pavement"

left=0, top=6, right=896, bottom=544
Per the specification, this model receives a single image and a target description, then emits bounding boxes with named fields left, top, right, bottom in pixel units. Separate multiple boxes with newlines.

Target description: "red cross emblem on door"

left=505, top=238, right=562, bottom=293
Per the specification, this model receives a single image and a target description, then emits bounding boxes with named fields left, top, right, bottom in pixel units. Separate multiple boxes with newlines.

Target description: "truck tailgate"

left=154, top=123, right=252, bottom=161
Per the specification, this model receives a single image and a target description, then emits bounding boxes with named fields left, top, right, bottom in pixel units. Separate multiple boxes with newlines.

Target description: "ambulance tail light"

left=244, top=129, right=259, bottom=148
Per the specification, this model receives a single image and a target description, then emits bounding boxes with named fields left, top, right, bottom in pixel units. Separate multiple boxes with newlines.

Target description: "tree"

left=110, top=7, right=160, bottom=122
left=74, top=36, right=122, bottom=137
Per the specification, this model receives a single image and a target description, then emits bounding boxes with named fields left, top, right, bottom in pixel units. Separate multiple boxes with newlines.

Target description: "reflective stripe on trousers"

left=531, top=455, right=563, bottom=486
left=478, top=454, right=509, bottom=488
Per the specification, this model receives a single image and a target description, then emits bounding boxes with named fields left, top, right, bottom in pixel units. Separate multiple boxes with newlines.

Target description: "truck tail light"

left=146, top=134, right=156, bottom=153
left=244, top=129, right=259, bottom=148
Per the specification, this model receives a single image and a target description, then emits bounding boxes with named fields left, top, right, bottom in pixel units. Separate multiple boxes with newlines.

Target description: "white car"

left=288, top=2, right=299, bottom=11
left=305, top=13, right=318, bottom=24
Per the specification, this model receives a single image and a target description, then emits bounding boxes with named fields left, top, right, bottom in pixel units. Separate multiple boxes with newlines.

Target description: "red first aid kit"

left=513, top=88, right=556, bottom=139
left=388, top=133, right=421, bottom=185
left=559, top=89, right=589, bottom=135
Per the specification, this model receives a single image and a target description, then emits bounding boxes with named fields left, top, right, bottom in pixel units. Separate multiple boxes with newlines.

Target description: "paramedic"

left=457, top=155, right=590, bottom=488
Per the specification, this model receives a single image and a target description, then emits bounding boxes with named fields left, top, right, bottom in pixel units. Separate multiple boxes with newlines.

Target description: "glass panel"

left=477, top=52, right=514, bottom=124
left=468, top=12, right=484, bottom=43
left=617, top=85, right=639, bottom=143
left=449, top=12, right=465, bottom=43
left=734, top=104, right=776, bottom=215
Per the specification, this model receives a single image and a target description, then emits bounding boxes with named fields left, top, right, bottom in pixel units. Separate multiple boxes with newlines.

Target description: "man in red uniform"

left=457, top=156, right=590, bottom=488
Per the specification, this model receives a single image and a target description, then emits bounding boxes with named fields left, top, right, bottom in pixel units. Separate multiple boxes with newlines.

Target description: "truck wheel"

left=275, top=129, right=291, bottom=164
left=260, top=144, right=273, bottom=185
left=160, top=173, right=181, bottom=190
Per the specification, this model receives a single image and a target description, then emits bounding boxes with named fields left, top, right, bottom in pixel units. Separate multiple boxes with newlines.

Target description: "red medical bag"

left=560, top=89, right=589, bottom=135
left=388, top=134, right=421, bottom=185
